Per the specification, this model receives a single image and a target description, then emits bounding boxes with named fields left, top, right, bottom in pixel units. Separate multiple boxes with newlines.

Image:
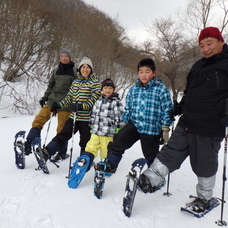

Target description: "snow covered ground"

left=0, top=114, right=227, bottom=228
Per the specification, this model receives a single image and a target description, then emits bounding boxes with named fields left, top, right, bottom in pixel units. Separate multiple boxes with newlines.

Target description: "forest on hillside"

left=0, top=0, right=228, bottom=114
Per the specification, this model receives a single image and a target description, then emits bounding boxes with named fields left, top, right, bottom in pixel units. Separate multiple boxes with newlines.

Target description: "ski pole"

left=163, top=118, right=175, bottom=197
left=66, top=109, right=77, bottom=178
left=216, top=99, right=228, bottom=226
left=43, top=114, right=54, bottom=148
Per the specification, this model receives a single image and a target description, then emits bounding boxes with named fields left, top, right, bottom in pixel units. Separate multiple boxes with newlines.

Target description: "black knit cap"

left=102, top=78, right=115, bottom=89
left=137, top=58, right=156, bottom=71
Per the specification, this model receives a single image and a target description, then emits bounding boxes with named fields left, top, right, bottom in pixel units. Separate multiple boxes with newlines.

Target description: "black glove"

left=69, top=102, right=83, bottom=112
left=50, top=102, right=61, bottom=112
left=169, top=100, right=181, bottom=121
left=39, top=97, right=48, bottom=108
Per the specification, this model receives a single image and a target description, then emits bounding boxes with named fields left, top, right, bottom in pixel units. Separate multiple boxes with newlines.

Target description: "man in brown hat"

left=137, top=26, right=228, bottom=213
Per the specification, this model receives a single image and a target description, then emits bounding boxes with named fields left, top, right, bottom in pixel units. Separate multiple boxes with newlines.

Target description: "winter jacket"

left=122, top=77, right=172, bottom=135
left=179, top=43, right=228, bottom=137
left=58, top=74, right=101, bottom=121
left=44, top=61, right=76, bottom=112
left=90, top=93, right=124, bottom=137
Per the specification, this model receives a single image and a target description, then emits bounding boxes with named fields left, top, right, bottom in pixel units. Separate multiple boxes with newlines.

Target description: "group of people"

left=24, top=26, right=228, bottom=214
left=24, top=49, right=124, bottom=169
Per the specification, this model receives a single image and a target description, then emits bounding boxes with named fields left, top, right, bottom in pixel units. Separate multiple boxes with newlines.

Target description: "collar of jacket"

left=136, top=77, right=160, bottom=88
left=101, top=93, right=119, bottom=101
left=77, top=73, right=97, bottom=81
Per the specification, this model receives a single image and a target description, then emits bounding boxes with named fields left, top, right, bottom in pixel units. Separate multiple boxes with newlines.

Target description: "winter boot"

left=53, top=152, right=67, bottom=162
left=190, top=198, right=211, bottom=213
left=138, top=174, right=166, bottom=193
left=42, top=147, right=51, bottom=162
left=79, top=151, right=95, bottom=170
left=45, top=140, right=60, bottom=157
left=94, top=158, right=116, bottom=173
left=52, top=141, right=69, bottom=162
left=25, top=127, right=41, bottom=155
left=24, top=141, right=32, bottom=155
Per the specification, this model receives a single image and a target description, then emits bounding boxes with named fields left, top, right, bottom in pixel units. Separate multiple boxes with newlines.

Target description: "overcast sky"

left=82, top=0, right=190, bottom=44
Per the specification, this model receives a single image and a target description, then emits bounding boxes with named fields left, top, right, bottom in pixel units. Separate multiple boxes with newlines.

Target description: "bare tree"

left=142, top=18, right=197, bottom=100
left=180, top=0, right=228, bottom=34
left=0, top=0, right=146, bottom=114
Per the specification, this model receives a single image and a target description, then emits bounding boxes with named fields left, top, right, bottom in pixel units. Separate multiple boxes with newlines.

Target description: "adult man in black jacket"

left=138, top=27, right=228, bottom=213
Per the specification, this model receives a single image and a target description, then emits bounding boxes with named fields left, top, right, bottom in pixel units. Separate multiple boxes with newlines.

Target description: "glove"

left=220, top=115, right=228, bottom=127
left=39, top=97, right=48, bottom=108
left=69, top=102, right=83, bottom=112
left=90, top=126, right=93, bottom=133
left=162, top=126, right=170, bottom=144
left=115, top=128, right=121, bottom=134
left=169, top=101, right=181, bottom=121
left=50, top=102, right=61, bottom=113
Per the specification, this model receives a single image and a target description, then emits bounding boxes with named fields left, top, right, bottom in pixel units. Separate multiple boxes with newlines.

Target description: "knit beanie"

left=137, top=58, right=156, bottom=71
left=198, top=27, right=224, bottom=44
left=102, top=78, right=115, bottom=89
left=78, top=57, right=93, bottom=72
left=59, top=48, right=72, bottom=60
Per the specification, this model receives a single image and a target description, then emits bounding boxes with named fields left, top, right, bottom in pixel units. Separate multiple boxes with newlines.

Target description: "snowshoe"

left=14, top=131, right=26, bottom=169
left=68, top=155, right=90, bottom=189
left=123, top=158, right=147, bottom=217
left=181, top=195, right=220, bottom=218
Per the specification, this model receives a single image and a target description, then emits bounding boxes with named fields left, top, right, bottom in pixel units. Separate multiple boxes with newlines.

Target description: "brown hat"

left=198, top=27, right=224, bottom=44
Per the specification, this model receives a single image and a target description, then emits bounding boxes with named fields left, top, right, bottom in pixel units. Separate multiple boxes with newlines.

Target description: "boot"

left=53, top=152, right=67, bottom=162
left=25, top=127, right=41, bottom=155
left=190, top=198, right=211, bottom=213
left=94, top=158, right=116, bottom=173
left=138, top=174, right=166, bottom=193
left=42, top=147, right=51, bottom=162
left=24, top=141, right=32, bottom=155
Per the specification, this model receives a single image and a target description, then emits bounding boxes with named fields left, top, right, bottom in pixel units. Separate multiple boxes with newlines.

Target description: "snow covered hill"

left=0, top=114, right=227, bottom=228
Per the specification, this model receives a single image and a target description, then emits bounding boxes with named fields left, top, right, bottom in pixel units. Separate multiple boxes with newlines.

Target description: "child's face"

left=80, top=64, right=92, bottom=77
left=102, top=86, right=115, bottom=97
left=138, top=66, right=156, bottom=86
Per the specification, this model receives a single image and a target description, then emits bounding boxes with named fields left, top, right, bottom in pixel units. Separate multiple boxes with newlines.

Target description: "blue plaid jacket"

left=122, top=78, right=172, bottom=135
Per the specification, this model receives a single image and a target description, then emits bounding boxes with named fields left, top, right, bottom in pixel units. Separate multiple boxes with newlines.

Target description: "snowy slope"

left=0, top=114, right=227, bottom=228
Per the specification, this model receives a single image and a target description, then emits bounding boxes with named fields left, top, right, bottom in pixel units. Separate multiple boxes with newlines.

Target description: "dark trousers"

left=52, top=118, right=91, bottom=153
left=107, top=122, right=160, bottom=168
left=157, top=124, right=223, bottom=177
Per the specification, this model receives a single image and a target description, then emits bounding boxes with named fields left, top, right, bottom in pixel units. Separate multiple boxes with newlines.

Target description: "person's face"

left=199, top=37, right=224, bottom=58
left=102, top=86, right=114, bottom=97
left=59, top=53, right=70, bottom=64
left=138, top=66, right=156, bottom=86
left=80, top=64, right=92, bottom=77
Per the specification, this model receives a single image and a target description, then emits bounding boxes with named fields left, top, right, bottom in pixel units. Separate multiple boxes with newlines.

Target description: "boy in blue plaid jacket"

left=95, top=58, right=173, bottom=173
